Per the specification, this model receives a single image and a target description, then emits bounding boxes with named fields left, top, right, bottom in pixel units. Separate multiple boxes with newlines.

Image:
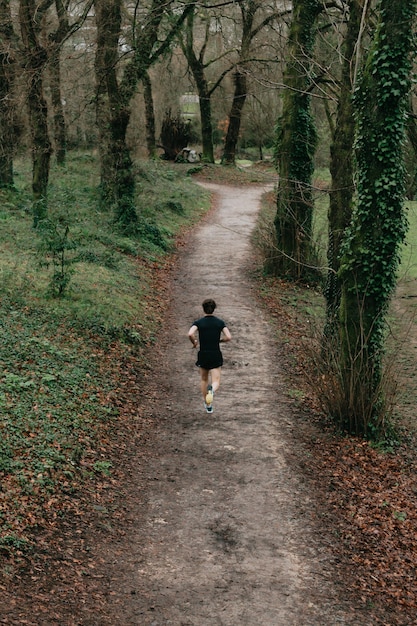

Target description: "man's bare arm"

left=220, top=327, right=232, bottom=343
left=188, top=324, right=198, bottom=348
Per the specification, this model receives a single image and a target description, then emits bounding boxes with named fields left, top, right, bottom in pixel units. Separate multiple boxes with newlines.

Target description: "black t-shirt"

left=194, top=315, right=226, bottom=352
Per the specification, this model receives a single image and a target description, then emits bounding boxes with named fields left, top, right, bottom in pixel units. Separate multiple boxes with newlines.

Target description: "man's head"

left=202, top=299, right=216, bottom=314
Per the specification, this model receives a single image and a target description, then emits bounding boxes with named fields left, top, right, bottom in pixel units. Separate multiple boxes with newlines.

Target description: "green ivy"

left=273, top=0, right=321, bottom=280
left=337, top=0, right=416, bottom=435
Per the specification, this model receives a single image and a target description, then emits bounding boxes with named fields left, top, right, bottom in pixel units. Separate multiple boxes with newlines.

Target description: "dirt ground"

left=1, top=183, right=394, bottom=624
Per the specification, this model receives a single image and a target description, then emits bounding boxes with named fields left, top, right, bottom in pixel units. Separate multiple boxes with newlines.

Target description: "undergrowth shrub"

left=160, top=109, right=191, bottom=160
left=303, top=327, right=399, bottom=441
left=253, top=188, right=325, bottom=285
left=37, top=219, right=77, bottom=297
left=135, top=219, right=169, bottom=250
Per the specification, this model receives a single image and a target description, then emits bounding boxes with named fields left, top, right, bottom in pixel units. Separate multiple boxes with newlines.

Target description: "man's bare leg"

left=210, top=368, right=221, bottom=394
left=199, top=368, right=210, bottom=400
left=205, top=367, right=221, bottom=406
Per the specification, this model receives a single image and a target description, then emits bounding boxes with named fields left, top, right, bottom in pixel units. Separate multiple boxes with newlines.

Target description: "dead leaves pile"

left=256, top=276, right=417, bottom=623
left=308, top=436, right=417, bottom=615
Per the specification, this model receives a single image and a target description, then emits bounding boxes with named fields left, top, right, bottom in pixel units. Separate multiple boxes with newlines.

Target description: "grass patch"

left=0, top=153, right=212, bottom=555
left=1, top=156, right=210, bottom=341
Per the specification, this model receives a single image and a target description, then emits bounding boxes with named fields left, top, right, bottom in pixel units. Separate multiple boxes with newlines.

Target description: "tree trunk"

left=221, top=70, right=247, bottom=165
left=324, top=0, right=364, bottom=336
left=94, top=0, right=137, bottom=225
left=49, top=48, right=67, bottom=166
left=0, top=0, right=17, bottom=188
left=19, top=0, right=52, bottom=227
left=273, top=0, right=321, bottom=280
left=199, top=91, right=215, bottom=164
left=181, top=11, right=214, bottom=164
left=0, top=56, right=14, bottom=188
left=142, top=72, right=157, bottom=159
left=221, top=0, right=259, bottom=166
left=338, top=0, right=416, bottom=436
left=28, top=73, right=52, bottom=226
left=94, top=0, right=192, bottom=221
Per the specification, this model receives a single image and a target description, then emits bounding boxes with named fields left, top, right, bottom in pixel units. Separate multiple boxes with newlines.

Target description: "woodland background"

left=1, top=1, right=417, bottom=622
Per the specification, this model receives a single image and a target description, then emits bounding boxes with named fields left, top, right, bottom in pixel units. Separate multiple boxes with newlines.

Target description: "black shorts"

left=196, top=350, right=223, bottom=370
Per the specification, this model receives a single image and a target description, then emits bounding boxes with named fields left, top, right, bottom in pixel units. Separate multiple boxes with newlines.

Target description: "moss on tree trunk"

left=49, top=49, right=67, bottom=167
left=19, top=0, right=52, bottom=226
left=94, top=0, right=137, bottom=226
left=0, top=0, right=17, bottom=189
left=273, top=0, right=321, bottom=280
left=324, top=0, right=364, bottom=336
left=337, top=0, right=416, bottom=436
left=221, top=70, right=248, bottom=166
left=142, top=72, right=157, bottom=159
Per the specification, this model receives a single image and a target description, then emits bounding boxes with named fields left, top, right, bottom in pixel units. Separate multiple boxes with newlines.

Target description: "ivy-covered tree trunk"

left=49, top=48, right=67, bottom=166
left=273, top=0, right=321, bottom=280
left=324, top=0, right=365, bottom=336
left=0, top=61, right=14, bottom=187
left=337, top=0, right=416, bottom=436
left=29, top=73, right=52, bottom=226
left=94, top=0, right=192, bottom=222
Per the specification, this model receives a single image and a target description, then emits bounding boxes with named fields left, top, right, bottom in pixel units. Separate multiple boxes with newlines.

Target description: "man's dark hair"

left=202, top=299, right=216, bottom=314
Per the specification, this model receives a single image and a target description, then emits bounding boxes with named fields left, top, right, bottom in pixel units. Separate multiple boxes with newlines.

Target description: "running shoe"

left=204, top=402, right=213, bottom=414
left=205, top=385, right=214, bottom=406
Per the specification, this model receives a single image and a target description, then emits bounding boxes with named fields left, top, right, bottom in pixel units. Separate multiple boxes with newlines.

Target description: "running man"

left=188, top=299, right=232, bottom=413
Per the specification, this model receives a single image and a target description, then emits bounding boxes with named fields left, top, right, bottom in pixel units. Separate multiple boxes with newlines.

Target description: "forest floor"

left=1, top=175, right=416, bottom=624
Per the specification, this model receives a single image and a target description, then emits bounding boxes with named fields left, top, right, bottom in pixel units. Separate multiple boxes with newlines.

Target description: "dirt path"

left=1, top=182, right=379, bottom=625
left=99, top=183, right=364, bottom=625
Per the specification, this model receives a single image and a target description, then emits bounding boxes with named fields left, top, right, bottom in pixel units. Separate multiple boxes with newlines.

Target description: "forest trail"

left=100, top=183, right=363, bottom=625
left=1, top=183, right=372, bottom=625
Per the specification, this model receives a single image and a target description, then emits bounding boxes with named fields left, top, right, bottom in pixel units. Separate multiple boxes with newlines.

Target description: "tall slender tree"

left=142, top=71, right=157, bottom=159
left=19, top=0, right=53, bottom=225
left=95, top=0, right=136, bottom=224
left=48, top=0, right=88, bottom=167
left=0, top=0, right=18, bottom=188
left=221, top=0, right=284, bottom=165
left=337, top=0, right=416, bottom=436
left=221, top=0, right=258, bottom=166
left=324, top=0, right=367, bottom=337
left=49, top=47, right=67, bottom=166
left=180, top=8, right=216, bottom=163
left=19, top=0, right=92, bottom=225
left=273, top=0, right=322, bottom=279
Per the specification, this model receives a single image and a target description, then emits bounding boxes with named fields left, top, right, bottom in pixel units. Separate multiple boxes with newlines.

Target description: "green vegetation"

left=300, top=181, right=417, bottom=286
left=273, top=0, right=321, bottom=281
left=254, top=171, right=417, bottom=443
left=400, top=201, right=417, bottom=281
left=0, top=154, right=210, bottom=553
left=334, top=0, right=416, bottom=437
